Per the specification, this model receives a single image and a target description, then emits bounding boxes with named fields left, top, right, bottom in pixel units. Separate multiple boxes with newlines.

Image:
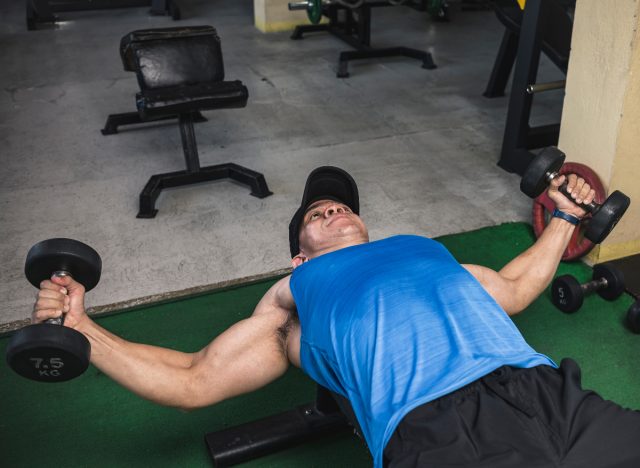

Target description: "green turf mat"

left=1, top=223, right=637, bottom=467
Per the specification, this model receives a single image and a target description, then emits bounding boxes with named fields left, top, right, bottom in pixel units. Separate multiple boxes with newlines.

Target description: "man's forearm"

left=500, top=217, right=576, bottom=308
left=76, top=318, right=196, bottom=409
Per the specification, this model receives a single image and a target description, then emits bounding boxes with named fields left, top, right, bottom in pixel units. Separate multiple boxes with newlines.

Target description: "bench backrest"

left=120, top=26, right=225, bottom=90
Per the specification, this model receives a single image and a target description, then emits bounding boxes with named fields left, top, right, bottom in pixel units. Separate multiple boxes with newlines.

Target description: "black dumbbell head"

left=585, top=191, right=631, bottom=244
left=592, top=262, right=625, bottom=301
left=551, top=275, right=584, bottom=313
left=627, top=301, right=640, bottom=334
left=6, top=324, right=91, bottom=382
left=25, top=238, right=102, bottom=291
left=521, top=147, right=565, bottom=199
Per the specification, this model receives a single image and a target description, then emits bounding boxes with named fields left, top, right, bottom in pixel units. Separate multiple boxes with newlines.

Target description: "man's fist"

left=547, top=173, right=596, bottom=219
left=33, top=274, right=87, bottom=329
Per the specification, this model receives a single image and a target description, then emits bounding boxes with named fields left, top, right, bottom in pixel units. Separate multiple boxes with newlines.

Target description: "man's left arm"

left=463, top=173, right=596, bottom=316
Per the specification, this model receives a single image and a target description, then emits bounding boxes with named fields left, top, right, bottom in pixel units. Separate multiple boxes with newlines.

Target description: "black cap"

left=288, top=166, right=359, bottom=257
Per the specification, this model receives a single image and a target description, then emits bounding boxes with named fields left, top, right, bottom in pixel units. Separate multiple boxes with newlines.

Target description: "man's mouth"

left=326, top=214, right=351, bottom=226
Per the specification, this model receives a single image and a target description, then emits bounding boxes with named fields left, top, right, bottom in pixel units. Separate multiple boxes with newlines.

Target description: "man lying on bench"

left=32, top=166, right=640, bottom=467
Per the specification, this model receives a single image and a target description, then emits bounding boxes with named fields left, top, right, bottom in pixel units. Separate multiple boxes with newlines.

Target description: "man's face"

left=296, top=199, right=369, bottom=261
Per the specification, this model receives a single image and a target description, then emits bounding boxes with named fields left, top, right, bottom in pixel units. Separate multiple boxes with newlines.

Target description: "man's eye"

left=310, top=212, right=320, bottom=220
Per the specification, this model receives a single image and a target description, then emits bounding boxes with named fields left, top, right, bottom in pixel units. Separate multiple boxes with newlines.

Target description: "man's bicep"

left=188, top=311, right=291, bottom=408
left=462, top=264, right=522, bottom=316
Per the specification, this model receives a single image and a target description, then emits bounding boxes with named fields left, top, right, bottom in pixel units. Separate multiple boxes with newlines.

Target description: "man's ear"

left=291, top=254, right=308, bottom=269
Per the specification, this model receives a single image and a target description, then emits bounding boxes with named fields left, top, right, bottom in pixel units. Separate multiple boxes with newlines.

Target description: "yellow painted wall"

left=558, top=0, right=640, bottom=262
left=254, top=0, right=313, bottom=32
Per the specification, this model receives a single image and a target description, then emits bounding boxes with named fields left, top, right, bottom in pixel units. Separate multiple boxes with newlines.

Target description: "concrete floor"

left=0, top=0, right=564, bottom=328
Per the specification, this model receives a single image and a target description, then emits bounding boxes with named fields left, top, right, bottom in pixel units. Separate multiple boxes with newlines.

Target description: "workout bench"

left=205, top=385, right=365, bottom=466
left=101, top=26, right=272, bottom=218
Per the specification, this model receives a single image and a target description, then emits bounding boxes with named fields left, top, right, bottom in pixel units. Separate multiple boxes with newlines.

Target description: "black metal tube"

left=178, top=113, right=200, bottom=173
left=205, top=403, right=349, bottom=466
left=288, top=1, right=309, bottom=10
left=526, top=80, right=566, bottom=94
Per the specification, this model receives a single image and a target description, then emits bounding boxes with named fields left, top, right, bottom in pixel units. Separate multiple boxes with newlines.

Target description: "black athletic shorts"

left=383, top=359, right=640, bottom=467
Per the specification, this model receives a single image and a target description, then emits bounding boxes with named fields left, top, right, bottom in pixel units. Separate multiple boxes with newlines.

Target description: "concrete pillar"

left=254, top=0, right=310, bottom=33
left=558, top=0, right=640, bottom=262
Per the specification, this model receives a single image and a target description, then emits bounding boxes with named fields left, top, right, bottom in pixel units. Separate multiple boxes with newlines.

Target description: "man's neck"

left=309, top=238, right=369, bottom=260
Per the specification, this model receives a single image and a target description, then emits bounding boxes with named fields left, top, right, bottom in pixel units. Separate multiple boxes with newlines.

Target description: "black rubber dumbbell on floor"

left=521, top=147, right=631, bottom=244
left=5, top=239, right=101, bottom=382
left=551, top=262, right=626, bottom=314
left=626, top=301, right=640, bottom=334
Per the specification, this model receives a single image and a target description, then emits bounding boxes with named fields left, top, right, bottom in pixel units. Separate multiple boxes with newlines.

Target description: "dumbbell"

left=626, top=301, right=640, bottom=334
left=5, top=238, right=101, bottom=382
left=551, top=262, right=625, bottom=314
left=520, top=147, right=630, bottom=244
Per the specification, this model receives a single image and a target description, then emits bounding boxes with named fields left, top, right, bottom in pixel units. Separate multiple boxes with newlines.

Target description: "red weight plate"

left=532, top=162, right=606, bottom=261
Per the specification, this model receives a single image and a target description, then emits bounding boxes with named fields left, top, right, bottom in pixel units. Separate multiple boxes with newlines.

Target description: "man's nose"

left=324, top=204, right=346, bottom=217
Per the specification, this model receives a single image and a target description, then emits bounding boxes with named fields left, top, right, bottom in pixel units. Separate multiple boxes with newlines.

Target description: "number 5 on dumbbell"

left=551, top=263, right=625, bottom=314
left=5, top=239, right=101, bottom=382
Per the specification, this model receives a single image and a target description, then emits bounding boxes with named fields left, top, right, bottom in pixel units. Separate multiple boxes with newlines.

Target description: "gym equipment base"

left=290, top=1, right=436, bottom=78
left=101, top=111, right=207, bottom=136
left=336, top=47, right=436, bottom=78
left=137, top=163, right=273, bottom=219
left=26, top=0, right=181, bottom=31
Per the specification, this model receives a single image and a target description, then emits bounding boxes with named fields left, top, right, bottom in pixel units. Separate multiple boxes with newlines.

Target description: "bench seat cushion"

left=136, top=80, right=248, bottom=119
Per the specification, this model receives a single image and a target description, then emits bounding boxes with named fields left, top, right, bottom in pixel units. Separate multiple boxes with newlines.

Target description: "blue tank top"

left=289, top=235, right=555, bottom=467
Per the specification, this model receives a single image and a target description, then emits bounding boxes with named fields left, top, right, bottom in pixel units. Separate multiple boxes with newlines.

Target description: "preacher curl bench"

left=101, top=26, right=272, bottom=218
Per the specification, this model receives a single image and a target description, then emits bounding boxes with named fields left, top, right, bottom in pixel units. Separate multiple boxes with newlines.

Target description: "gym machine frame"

left=26, top=0, right=180, bottom=31
left=290, top=1, right=436, bottom=78
left=492, top=0, right=569, bottom=175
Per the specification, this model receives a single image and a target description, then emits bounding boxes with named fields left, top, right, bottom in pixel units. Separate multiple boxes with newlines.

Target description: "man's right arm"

left=463, top=173, right=595, bottom=316
left=33, top=275, right=296, bottom=411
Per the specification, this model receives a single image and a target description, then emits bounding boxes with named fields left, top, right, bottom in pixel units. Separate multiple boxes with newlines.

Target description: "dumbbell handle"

left=545, top=171, right=599, bottom=214
left=44, top=271, right=70, bottom=326
left=580, top=277, right=608, bottom=295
